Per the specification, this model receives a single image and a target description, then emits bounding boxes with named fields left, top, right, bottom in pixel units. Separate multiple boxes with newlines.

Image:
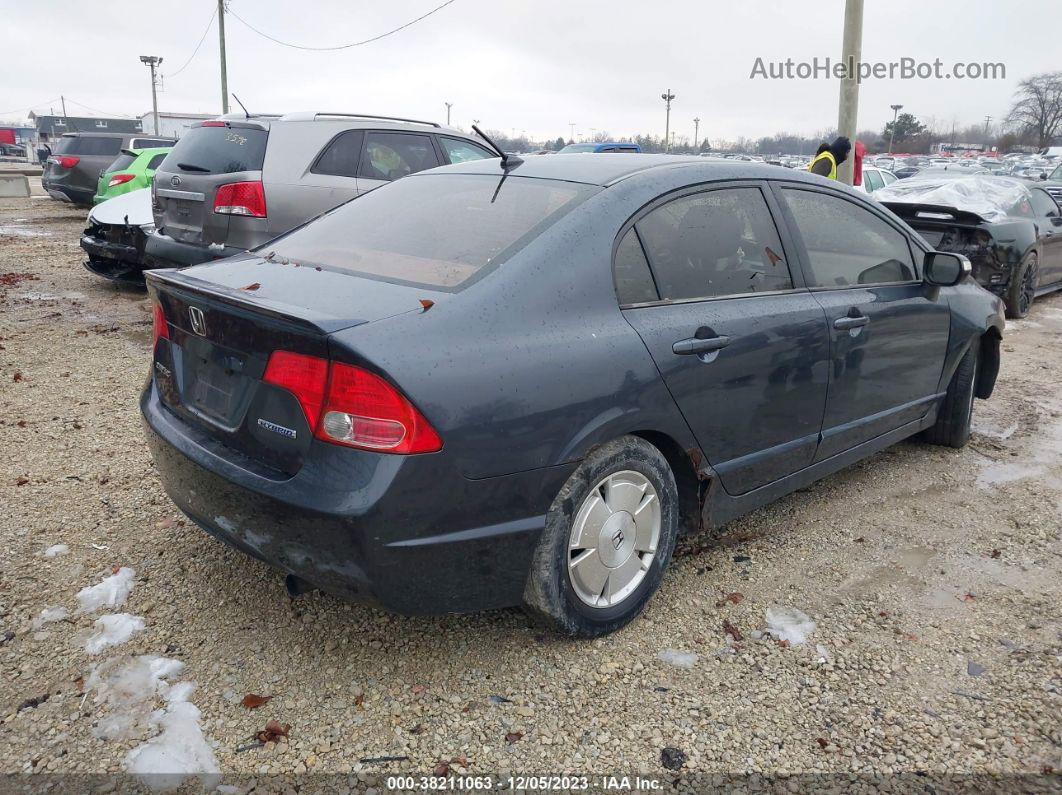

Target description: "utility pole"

left=835, top=0, right=863, bottom=184
left=983, top=115, right=992, bottom=151
left=568, top=121, right=576, bottom=143
left=661, top=89, right=675, bottom=152
left=61, top=96, right=67, bottom=118
left=444, top=102, right=452, bottom=125
left=140, top=56, right=163, bottom=134
left=693, top=117, right=700, bottom=151
left=887, top=103, right=903, bottom=154
left=218, top=0, right=229, bottom=114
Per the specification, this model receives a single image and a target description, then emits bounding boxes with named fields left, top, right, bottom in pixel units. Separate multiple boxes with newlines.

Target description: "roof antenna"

left=472, top=124, right=522, bottom=170
left=231, top=93, right=250, bottom=119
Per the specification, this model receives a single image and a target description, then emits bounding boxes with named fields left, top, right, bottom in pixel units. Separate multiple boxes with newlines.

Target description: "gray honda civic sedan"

left=142, top=154, right=1004, bottom=637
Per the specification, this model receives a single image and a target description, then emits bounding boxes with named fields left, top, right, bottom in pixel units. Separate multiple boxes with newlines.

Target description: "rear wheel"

left=1005, top=254, right=1038, bottom=319
left=523, top=436, right=679, bottom=637
left=922, top=343, right=979, bottom=448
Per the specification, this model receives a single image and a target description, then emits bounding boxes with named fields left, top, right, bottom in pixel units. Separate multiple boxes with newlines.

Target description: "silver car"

left=147, top=112, right=498, bottom=267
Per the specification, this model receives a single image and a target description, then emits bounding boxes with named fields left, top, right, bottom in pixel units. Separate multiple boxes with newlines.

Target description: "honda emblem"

left=188, top=306, right=206, bottom=336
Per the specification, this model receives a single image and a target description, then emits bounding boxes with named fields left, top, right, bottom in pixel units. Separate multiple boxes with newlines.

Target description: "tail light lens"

left=262, top=352, right=441, bottom=454
left=214, top=181, right=266, bottom=217
left=49, top=155, right=80, bottom=169
left=107, top=173, right=136, bottom=187
left=151, top=299, right=169, bottom=347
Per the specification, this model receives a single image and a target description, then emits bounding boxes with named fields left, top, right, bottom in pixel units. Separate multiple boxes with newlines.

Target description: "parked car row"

left=42, top=131, right=174, bottom=206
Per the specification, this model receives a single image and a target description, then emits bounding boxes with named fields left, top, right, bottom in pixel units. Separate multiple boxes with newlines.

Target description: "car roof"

left=421, top=152, right=834, bottom=188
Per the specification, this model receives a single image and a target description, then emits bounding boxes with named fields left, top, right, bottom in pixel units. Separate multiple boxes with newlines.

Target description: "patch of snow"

left=126, top=682, right=220, bottom=791
left=87, top=655, right=185, bottom=741
left=76, top=567, right=135, bottom=613
left=657, top=648, right=699, bottom=668
left=44, top=543, right=69, bottom=557
left=765, top=606, right=817, bottom=645
left=84, top=614, right=145, bottom=654
left=32, top=605, right=69, bottom=630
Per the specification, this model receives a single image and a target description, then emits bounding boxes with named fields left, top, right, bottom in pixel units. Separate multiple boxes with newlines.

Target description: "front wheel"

left=523, top=436, right=679, bottom=637
left=1005, top=254, right=1038, bottom=319
left=922, top=343, right=979, bottom=448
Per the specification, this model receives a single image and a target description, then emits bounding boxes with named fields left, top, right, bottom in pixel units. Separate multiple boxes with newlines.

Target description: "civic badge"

left=188, top=306, right=206, bottom=336
left=170, top=175, right=182, bottom=187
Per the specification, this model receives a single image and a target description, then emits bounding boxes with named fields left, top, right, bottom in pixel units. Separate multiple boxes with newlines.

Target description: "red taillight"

left=107, top=173, right=136, bottom=187
left=214, top=181, right=266, bottom=217
left=50, top=155, right=80, bottom=169
left=263, top=351, right=329, bottom=431
left=262, top=352, right=442, bottom=454
left=152, top=300, right=168, bottom=347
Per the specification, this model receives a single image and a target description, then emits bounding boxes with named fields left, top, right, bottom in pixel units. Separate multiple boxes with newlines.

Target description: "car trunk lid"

left=147, top=260, right=447, bottom=475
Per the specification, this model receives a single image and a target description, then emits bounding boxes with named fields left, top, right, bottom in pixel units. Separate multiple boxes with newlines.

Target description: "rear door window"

left=613, top=228, right=659, bottom=304
left=266, top=174, right=594, bottom=290
left=1030, top=188, right=1060, bottom=218
left=358, top=132, right=440, bottom=181
left=780, top=188, right=917, bottom=286
left=311, top=130, right=365, bottom=178
left=162, top=125, right=268, bottom=174
left=438, top=136, right=494, bottom=164
left=635, top=186, right=794, bottom=300
left=146, top=153, right=168, bottom=170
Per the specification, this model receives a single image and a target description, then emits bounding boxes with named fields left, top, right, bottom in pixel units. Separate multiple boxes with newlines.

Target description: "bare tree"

left=1006, top=71, right=1062, bottom=149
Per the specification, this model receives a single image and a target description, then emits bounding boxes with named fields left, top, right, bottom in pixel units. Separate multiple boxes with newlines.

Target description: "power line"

left=226, top=0, right=458, bottom=51
left=0, top=98, right=61, bottom=117
left=166, top=5, right=218, bottom=78
left=63, top=98, right=136, bottom=118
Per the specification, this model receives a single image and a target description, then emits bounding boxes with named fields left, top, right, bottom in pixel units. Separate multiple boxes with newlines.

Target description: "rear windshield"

left=54, top=136, right=122, bottom=156
left=161, top=125, right=267, bottom=175
left=265, top=174, right=596, bottom=290
left=105, top=152, right=137, bottom=173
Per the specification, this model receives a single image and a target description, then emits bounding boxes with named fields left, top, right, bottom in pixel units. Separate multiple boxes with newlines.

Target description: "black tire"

left=523, top=436, right=679, bottom=637
left=1005, top=254, right=1038, bottom=319
left=922, top=343, right=979, bottom=448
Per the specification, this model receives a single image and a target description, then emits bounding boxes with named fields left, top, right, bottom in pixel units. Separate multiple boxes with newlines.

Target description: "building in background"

left=30, top=113, right=143, bottom=143
left=139, top=112, right=217, bottom=139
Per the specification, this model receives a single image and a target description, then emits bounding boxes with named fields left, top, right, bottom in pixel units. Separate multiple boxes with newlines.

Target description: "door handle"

left=833, top=315, right=869, bottom=330
left=673, top=335, right=731, bottom=355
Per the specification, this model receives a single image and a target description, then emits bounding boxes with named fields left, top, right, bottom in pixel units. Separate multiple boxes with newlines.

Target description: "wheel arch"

left=628, top=430, right=708, bottom=535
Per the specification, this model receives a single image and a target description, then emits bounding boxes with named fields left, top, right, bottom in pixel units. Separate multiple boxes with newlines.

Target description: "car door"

left=295, top=129, right=365, bottom=222
left=774, top=184, right=951, bottom=460
left=1028, top=187, right=1062, bottom=285
left=618, top=183, right=831, bottom=495
left=356, top=131, right=442, bottom=194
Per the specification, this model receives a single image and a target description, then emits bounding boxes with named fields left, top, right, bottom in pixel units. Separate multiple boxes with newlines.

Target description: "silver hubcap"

left=567, top=470, right=661, bottom=608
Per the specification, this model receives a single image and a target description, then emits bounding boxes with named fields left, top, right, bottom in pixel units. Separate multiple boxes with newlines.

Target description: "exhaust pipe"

left=285, top=573, right=315, bottom=598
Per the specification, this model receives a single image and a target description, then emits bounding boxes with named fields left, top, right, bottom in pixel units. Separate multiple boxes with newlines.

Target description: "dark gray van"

left=147, top=112, right=498, bottom=267
left=42, top=132, right=174, bottom=206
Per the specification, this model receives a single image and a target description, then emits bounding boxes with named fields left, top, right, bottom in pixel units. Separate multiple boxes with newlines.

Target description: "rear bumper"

left=145, top=230, right=245, bottom=268
left=42, top=181, right=93, bottom=206
left=140, top=382, right=573, bottom=615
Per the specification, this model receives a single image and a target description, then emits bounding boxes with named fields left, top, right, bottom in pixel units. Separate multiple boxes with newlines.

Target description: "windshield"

left=265, top=174, right=596, bottom=290
left=558, top=143, right=598, bottom=153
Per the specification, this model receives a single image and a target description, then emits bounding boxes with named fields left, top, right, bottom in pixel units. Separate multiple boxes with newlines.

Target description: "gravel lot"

left=1, top=194, right=1060, bottom=789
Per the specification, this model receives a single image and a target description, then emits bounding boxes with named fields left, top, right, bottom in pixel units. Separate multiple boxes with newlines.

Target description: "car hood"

left=88, top=188, right=153, bottom=227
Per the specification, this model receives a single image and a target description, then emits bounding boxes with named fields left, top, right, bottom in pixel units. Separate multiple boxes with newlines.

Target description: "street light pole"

left=140, top=56, right=163, bottom=134
left=217, top=0, right=229, bottom=114
left=568, top=121, right=576, bottom=143
left=983, top=115, right=992, bottom=151
left=693, top=117, right=700, bottom=151
left=661, top=89, right=675, bottom=152
left=444, top=102, right=452, bottom=125
left=835, top=0, right=863, bottom=184
left=888, top=103, right=903, bottom=154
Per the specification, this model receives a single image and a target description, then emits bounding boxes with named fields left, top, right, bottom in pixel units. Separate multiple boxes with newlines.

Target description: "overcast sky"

left=1, top=0, right=1057, bottom=144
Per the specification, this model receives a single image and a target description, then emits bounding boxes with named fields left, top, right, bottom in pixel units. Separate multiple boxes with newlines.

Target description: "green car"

left=93, top=147, right=172, bottom=204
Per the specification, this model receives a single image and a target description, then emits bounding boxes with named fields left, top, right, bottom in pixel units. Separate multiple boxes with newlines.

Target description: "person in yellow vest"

left=808, top=136, right=851, bottom=179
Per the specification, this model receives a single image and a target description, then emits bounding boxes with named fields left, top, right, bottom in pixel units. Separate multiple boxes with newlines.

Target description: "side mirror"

left=924, top=251, right=971, bottom=287
left=1041, top=172, right=1048, bottom=180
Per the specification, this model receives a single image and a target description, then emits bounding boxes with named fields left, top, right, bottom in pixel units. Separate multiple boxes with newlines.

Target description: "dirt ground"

left=1, top=194, right=1060, bottom=790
